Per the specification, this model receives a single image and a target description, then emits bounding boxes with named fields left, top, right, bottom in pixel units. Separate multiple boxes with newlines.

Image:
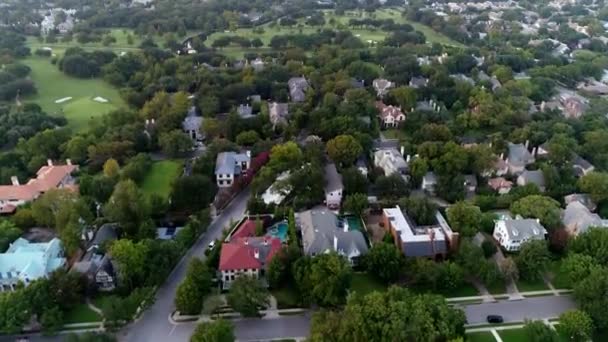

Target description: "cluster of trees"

left=0, top=62, right=36, bottom=101
left=0, top=104, right=65, bottom=147
left=58, top=48, right=116, bottom=78
left=0, top=270, right=86, bottom=334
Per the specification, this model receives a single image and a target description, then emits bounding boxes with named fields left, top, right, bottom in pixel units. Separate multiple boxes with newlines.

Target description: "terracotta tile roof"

left=231, top=220, right=256, bottom=240
left=0, top=164, right=77, bottom=202
left=219, top=237, right=281, bottom=271
left=488, top=177, right=513, bottom=190
left=376, top=101, right=405, bottom=120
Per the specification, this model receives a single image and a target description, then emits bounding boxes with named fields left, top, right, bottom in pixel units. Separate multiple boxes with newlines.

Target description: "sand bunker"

left=54, top=97, right=72, bottom=104
left=93, top=96, right=109, bottom=103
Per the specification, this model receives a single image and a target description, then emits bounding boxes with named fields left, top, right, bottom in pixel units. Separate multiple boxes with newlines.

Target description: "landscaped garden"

left=516, top=278, right=549, bottom=292
left=140, top=160, right=183, bottom=199
left=498, top=328, right=528, bottom=342
left=466, top=331, right=497, bottom=342
left=350, top=272, right=388, bottom=297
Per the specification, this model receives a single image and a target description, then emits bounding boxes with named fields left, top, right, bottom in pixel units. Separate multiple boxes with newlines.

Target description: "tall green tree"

left=226, top=275, right=269, bottom=317
left=326, top=135, right=363, bottom=167
left=559, top=310, right=594, bottom=342
left=364, top=242, right=405, bottom=284
left=523, top=320, right=560, bottom=342
left=510, top=195, right=561, bottom=230
left=190, top=320, right=234, bottom=342
left=103, top=180, right=150, bottom=239
left=342, top=193, right=368, bottom=217
left=516, top=240, right=551, bottom=281
left=446, top=202, right=482, bottom=237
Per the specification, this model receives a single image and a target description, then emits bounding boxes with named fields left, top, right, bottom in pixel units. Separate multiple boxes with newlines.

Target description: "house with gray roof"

left=288, top=77, right=310, bottom=103
left=373, top=147, right=408, bottom=177
left=422, top=172, right=438, bottom=195
left=493, top=217, right=547, bottom=252
left=564, top=193, right=596, bottom=212
left=324, top=163, right=343, bottom=210
left=237, top=104, right=254, bottom=119
left=382, top=205, right=458, bottom=258
left=182, top=106, right=203, bottom=142
left=506, top=142, right=535, bottom=174
left=268, top=102, right=289, bottom=127
left=517, top=170, right=545, bottom=192
left=572, top=154, right=595, bottom=177
left=409, top=77, right=429, bottom=88
left=372, top=78, right=394, bottom=98
left=215, top=151, right=251, bottom=188
left=71, top=223, right=118, bottom=291
left=562, top=201, right=608, bottom=236
left=297, top=209, right=368, bottom=263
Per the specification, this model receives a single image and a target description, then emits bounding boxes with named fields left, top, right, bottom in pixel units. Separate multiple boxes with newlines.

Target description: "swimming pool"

left=267, top=221, right=288, bottom=243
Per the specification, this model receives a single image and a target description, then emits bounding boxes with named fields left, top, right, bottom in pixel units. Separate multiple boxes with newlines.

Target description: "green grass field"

left=63, top=303, right=103, bottom=324
left=350, top=272, right=387, bottom=297
left=498, top=328, right=528, bottom=342
left=22, top=56, right=125, bottom=132
left=205, top=7, right=464, bottom=58
left=140, top=160, right=183, bottom=199
left=466, top=331, right=497, bottom=342
left=516, top=279, right=549, bottom=292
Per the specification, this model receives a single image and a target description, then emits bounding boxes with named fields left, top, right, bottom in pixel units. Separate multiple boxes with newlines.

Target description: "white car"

left=208, top=240, right=216, bottom=249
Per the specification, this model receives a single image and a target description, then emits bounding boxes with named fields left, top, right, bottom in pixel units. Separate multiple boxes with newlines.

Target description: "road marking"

left=169, top=324, right=177, bottom=336
left=491, top=329, right=503, bottom=342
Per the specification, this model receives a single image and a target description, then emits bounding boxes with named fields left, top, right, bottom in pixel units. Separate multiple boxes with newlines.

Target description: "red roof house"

left=218, top=236, right=282, bottom=289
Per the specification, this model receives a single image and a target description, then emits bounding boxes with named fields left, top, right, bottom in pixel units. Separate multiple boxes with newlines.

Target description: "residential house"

left=182, top=107, right=204, bottom=142
left=409, top=77, right=429, bottom=88
left=421, top=172, right=438, bottom=195
left=506, top=142, right=535, bottom=175
left=0, top=160, right=78, bottom=215
left=297, top=209, right=368, bottom=263
left=0, top=238, right=65, bottom=291
left=517, top=170, right=545, bottom=192
left=156, top=227, right=184, bottom=240
left=373, top=148, right=408, bottom=176
left=215, top=151, right=251, bottom=188
left=382, top=206, right=458, bottom=258
left=560, top=96, right=586, bottom=119
left=564, top=193, right=596, bottom=212
left=288, top=77, right=310, bottom=103
left=562, top=201, right=608, bottom=236
left=71, top=224, right=118, bottom=291
left=372, top=78, right=394, bottom=98
left=237, top=104, right=254, bottom=119
left=218, top=236, right=282, bottom=289
left=261, top=171, right=291, bottom=205
left=488, top=177, right=513, bottom=194
left=572, top=154, right=595, bottom=177
left=464, top=175, right=478, bottom=193
left=493, top=217, right=547, bottom=252
left=250, top=58, right=265, bottom=72
left=376, top=101, right=406, bottom=128
left=268, top=102, right=289, bottom=127
left=324, top=164, right=343, bottom=210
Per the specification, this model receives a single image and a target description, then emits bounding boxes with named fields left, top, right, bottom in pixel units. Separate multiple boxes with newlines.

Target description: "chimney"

left=244, top=238, right=249, bottom=245
left=500, top=153, right=504, bottom=160
left=145, top=119, right=149, bottom=125
left=263, top=238, right=268, bottom=246
left=151, top=118, right=155, bottom=124
left=343, top=221, right=349, bottom=233
left=10, top=176, right=19, bottom=186
left=406, top=155, right=411, bottom=163
left=333, top=235, right=338, bottom=251
left=532, top=147, right=538, bottom=156
left=47, top=159, right=53, bottom=167
left=66, top=159, right=72, bottom=166
left=525, top=140, right=530, bottom=149
left=400, top=146, right=405, bottom=156
left=246, top=150, right=251, bottom=158
left=254, top=248, right=259, bottom=259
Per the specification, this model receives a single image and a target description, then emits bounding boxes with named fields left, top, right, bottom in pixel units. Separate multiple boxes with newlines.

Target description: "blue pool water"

left=267, top=221, right=288, bottom=243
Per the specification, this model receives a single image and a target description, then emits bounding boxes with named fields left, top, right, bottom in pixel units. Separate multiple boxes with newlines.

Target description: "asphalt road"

left=119, top=189, right=251, bottom=342
left=462, top=295, right=577, bottom=325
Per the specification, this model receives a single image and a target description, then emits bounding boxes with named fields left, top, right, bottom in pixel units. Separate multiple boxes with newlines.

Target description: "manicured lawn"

left=350, top=272, right=387, bottom=297
left=486, top=280, right=507, bottom=295
left=498, top=328, right=528, bottom=342
left=516, top=278, right=549, bottom=292
left=271, top=285, right=302, bottom=309
left=548, top=260, right=571, bottom=289
left=22, top=56, right=125, bottom=132
left=440, top=283, right=480, bottom=298
left=140, top=160, right=183, bottom=199
left=466, top=331, right=496, bottom=342
left=382, top=129, right=409, bottom=142
left=205, top=7, right=464, bottom=58
left=63, top=303, right=102, bottom=324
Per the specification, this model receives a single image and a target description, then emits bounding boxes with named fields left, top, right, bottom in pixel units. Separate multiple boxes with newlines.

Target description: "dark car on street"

left=486, top=315, right=504, bottom=323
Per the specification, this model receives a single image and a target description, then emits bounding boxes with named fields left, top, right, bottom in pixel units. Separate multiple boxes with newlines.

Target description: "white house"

left=493, top=217, right=547, bottom=252
left=373, top=148, right=409, bottom=176
left=261, top=171, right=291, bottom=205
left=0, top=238, right=65, bottom=291
left=324, top=163, right=343, bottom=210
left=215, top=151, right=251, bottom=188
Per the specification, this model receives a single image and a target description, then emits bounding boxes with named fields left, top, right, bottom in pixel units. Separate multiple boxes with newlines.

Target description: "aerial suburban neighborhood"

left=2, top=0, right=608, bottom=341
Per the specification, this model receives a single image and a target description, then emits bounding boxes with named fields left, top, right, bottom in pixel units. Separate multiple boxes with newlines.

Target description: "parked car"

left=208, top=240, right=216, bottom=249
left=487, top=315, right=504, bottom=323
